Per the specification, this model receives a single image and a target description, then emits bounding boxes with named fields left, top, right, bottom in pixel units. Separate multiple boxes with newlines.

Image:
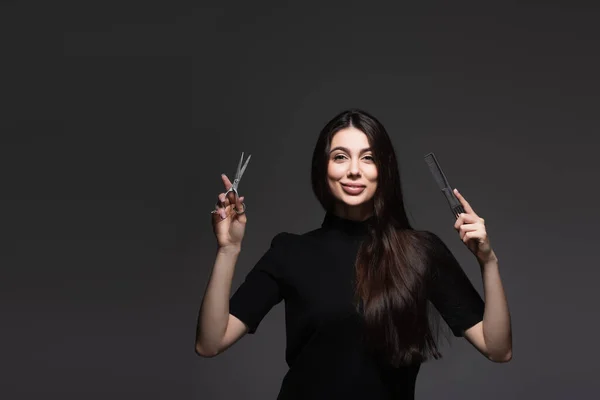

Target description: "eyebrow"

left=329, top=146, right=372, bottom=154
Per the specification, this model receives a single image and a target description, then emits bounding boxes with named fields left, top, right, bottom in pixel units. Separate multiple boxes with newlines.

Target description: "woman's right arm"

left=195, top=173, right=249, bottom=358
left=195, top=245, right=249, bottom=357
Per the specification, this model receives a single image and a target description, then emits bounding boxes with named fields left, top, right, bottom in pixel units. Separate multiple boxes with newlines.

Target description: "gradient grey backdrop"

left=2, top=1, right=599, bottom=399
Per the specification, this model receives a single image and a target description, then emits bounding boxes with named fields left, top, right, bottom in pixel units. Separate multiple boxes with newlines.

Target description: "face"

left=327, top=126, right=378, bottom=218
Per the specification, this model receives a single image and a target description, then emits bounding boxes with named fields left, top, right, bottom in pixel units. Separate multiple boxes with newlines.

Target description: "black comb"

left=424, top=152, right=465, bottom=219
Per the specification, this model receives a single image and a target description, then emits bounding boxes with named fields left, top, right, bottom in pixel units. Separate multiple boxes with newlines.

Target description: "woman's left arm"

left=453, top=188, right=512, bottom=363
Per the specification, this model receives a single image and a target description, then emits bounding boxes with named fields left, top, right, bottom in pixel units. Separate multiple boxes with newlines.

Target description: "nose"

left=348, top=159, right=361, bottom=176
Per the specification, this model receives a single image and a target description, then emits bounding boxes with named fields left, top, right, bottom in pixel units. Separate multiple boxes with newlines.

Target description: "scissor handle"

left=224, top=186, right=239, bottom=199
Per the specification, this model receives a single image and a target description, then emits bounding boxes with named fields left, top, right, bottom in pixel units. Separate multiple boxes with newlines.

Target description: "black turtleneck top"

left=228, top=211, right=485, bottom=399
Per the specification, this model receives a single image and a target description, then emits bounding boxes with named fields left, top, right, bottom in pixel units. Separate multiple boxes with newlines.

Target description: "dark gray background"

left=2, top=1, right=599, bottom=399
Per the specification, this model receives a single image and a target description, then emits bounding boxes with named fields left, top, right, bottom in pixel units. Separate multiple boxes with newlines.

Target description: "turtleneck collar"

left=321, top=210, right=376, bottom=237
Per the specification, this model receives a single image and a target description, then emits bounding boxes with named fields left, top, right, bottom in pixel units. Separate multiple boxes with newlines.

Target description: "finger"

left=225, top=190, right=238, bottom=206
left=236, top=196, right=247, bottom=221
left=213, top=209, right=227, bottom=221
left=233, top=195, right=244, bottom=213
left=463, top=230, right=484, bottom=244
left=211, top=206, right=226, bottom=221
left=453, top=213, right=473, bottom=229
left=461, top=229, right=477, bottom=242
left=221, top=174, right=233, bottom=191
left=459, top=224, right=479, bottom=235
left=218, top=193, right=231, bottom=208
left=457, top=213, right=480, bottom=224
left=453, top=188, right=475, bottom=214
left=461, top=230, right=471, bottom=243
left=454, top=214, right=463, bottom=230
left=216, top=194, right=230, bottom=220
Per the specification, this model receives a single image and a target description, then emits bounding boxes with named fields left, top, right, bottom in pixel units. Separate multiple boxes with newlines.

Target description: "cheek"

left=367, top=167, right=378, bottom=182
left=327, top=164, right=345, bottom=179
left=370, top=178, right=378, bottom=191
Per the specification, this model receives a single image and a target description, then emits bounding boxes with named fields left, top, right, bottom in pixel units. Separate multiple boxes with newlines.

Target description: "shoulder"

left=408, top=230, right=454, bottom=263
left=267, top=227, right=332, bottom=258
left=270, top=231, right=292, bottom=247
left=270, top=231, right=305, bottom=245
left=411, top=229, right=449, bottom=248
left=263, top=231, right=321, bottom=276
left=274, top=223, right=329, bottom=241
left=267, top=231, right=312, bottom=255
left=403, top=229, right=443, bottom=249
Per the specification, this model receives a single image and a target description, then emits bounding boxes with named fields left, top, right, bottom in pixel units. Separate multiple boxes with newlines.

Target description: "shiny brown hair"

left=311, top=109, right=445, bottom=367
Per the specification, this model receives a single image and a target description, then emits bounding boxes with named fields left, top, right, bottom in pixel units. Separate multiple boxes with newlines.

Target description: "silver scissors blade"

left=229, top=152, right=252, bottom=195
left=234, top=152, right=251, bottom=186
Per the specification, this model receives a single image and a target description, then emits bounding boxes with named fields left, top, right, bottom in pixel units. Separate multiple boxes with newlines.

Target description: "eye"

left=333, top=154, right=374, bottom=161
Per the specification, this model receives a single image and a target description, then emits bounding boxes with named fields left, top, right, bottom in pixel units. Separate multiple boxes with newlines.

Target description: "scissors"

left=223, top=151, right=251, bottom=209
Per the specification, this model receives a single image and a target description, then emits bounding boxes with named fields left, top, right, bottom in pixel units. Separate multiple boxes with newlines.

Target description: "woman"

left=196, top=109, right=512, bottom=399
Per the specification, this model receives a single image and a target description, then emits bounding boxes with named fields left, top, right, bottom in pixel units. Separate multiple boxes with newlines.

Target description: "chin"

left=337, top=191, right=373, bottom=205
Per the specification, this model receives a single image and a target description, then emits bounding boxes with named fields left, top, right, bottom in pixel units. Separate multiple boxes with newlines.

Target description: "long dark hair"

left=311, top=109, right=444, bottom=367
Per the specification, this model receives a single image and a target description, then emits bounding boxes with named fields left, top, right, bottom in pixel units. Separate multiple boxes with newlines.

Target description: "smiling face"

left=327, top=126, right=378, bottom=220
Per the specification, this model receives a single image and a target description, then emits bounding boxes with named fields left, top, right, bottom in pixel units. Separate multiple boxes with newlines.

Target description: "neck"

left=332, top=202, right=374, bottom=222
left=321, top=209, right=376, bottom=237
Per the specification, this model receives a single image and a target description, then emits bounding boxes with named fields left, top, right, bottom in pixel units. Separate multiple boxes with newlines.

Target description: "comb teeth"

left=424, top=152, right=451, bottom=190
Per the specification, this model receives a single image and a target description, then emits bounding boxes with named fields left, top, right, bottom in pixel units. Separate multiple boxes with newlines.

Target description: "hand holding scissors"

left=211, top=152, right=251, bottom=250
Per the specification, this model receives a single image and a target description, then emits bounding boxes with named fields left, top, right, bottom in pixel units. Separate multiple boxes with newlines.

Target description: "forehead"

left=330, top=127, right=370, bottom=149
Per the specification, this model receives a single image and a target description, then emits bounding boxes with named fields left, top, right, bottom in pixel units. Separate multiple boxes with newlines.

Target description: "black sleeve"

left=228, top=232, right=287, bottom=334
left=423, top=231, right=485, bottom=337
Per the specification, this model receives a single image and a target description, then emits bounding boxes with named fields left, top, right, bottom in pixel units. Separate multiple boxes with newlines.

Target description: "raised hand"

left=452, top=188, right=495, bottom=263
left=211, top=174, right=248, bottom=250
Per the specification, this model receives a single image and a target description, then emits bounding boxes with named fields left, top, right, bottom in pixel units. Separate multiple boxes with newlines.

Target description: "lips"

left=341, top=183, right=366, bottom=195
left=341, top=183, right=366, bottom=188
